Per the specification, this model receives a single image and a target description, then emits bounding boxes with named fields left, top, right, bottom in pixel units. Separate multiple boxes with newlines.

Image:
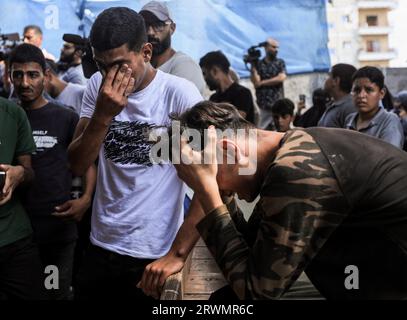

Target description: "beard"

left=206, top=78, right=218, bottom=91
left=267, top=51, right=277, bottom=60
left=59, top=52, right=74, bottom=64
left=17, top=83, right=44, bottom=103
left=148, top=33, right=171, bottom=56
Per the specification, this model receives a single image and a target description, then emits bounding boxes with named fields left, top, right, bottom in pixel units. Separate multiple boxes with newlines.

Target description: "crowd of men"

left=1, top=1, right=407, bottom=300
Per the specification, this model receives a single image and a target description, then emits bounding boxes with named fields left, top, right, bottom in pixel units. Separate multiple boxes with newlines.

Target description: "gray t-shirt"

left=318, top=94, right=356, bottom=128
left=158, top=51, right=206, bottom=95
left=56, top=82, right=86, bottom=115
left=59, top=64, right=87, bottom=86
left=345, top=107, right=404, bottom=148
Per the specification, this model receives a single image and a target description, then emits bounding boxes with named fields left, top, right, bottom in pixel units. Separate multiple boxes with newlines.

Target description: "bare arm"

left=82, top=163, right=97, bottom=201
left=176, top=129, right=350, bottom=300
left=167, top=195, right=205, bottom=259
left=258, top=72, right=287, bottom=87
left=68, top=64, right=135, bottom=176
left=68, top=117, right=108, bottom=176
left=53, top=117, right=98, bottom=222
left=52, top=163, right=97, bottom=222
left=250, top=66, right=261, bottom=88
left=0, top=154, right=34, bottom=205
left=138, top=194, right=205, bottom=298
left=16, top=154, right=35, bottom=186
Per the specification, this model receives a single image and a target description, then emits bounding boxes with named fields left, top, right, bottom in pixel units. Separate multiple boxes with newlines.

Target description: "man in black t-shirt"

left=9, top=44, right=96, bottom=299
left=270, top=98, right=295, bottom=132
left=199, top=51, right=255, bottom=124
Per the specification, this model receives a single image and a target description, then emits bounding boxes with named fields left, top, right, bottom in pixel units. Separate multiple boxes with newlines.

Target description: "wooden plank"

left=183, top=294, right=211, bottom=300
left=181, top=253, right=192, bottom=299
left=161, top=237, right=227, bottom=300
left=184, top=274, right=227, bottom=295
left=160, top=272, right=183, bottom=300
left=192, top=246, right=214, bottom=260
left=195, top=238, right=206, bottom=247
left=189, top=259, right=223, bottom=274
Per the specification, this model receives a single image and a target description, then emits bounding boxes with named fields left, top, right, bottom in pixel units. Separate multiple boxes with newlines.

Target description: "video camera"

left=243, top=41, right=267, bottom=69
left=0, top=32, right=21, bottom=62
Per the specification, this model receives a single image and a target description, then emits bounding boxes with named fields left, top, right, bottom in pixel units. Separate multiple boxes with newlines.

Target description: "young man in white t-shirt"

left=68, top=7, right=204, bottom=300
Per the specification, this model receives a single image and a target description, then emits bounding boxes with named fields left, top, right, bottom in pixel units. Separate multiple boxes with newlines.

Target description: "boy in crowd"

left=344, top=66, right=404, bottom=149
left=271, top=98, right=295, bottom=132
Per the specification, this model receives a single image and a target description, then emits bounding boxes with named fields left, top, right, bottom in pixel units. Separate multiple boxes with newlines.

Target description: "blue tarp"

left=0, top=0, right=330, bottom=76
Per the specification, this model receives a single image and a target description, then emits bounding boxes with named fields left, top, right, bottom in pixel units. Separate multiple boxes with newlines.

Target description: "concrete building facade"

left=327, top=0, right=399, bottom=68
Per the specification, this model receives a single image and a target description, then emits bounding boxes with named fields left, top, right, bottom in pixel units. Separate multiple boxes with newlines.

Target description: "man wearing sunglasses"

left=140, top=1, right=206, bottom=95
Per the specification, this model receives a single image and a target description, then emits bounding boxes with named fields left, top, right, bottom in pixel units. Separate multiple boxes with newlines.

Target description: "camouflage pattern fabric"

left=197, top=129, right=351, bottom=299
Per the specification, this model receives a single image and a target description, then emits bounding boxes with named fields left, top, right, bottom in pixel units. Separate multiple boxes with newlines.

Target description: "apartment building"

left=327, top=0, right=398, bottom=67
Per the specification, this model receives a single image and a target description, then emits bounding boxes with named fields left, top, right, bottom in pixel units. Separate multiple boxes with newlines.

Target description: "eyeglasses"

left=144, top=20, right=172, bottom=32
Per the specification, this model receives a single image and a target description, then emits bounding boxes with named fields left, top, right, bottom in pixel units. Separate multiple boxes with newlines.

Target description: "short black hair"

left=9, top=43, right=46, bottom=72
left=381, top=85, right=393, bottom=110
left=199, top=51, right=230, bottom=74
left=168, top=101, right=254, bottom=156
left=171, top=100, right=253, bottom=132
left=312, top=88, right=329, bottom=106
left=271, top=98, right=294, bottom=116
left=45, top=59, right=59, bottom=75
left=62, top=34, right=87, bottom=53
left=398, top=91, right=407, bottom=109
left=331, top=63, right=357, bottom=93
left=352, top=66, right=385, bottom=90
left=90, top=7, right=147, bottom=52
left=23, top=25, right=42, bottom=35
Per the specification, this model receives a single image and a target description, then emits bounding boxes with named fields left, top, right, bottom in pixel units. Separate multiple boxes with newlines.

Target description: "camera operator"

left=250, top=37, right=287, bottom=129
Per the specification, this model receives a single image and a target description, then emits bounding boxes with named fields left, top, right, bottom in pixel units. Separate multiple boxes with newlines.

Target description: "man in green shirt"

left=0, top=96, right=44, bottom=299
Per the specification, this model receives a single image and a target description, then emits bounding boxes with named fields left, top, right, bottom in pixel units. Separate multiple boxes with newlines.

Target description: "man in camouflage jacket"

left=173, top=101, right=407, bottom=300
